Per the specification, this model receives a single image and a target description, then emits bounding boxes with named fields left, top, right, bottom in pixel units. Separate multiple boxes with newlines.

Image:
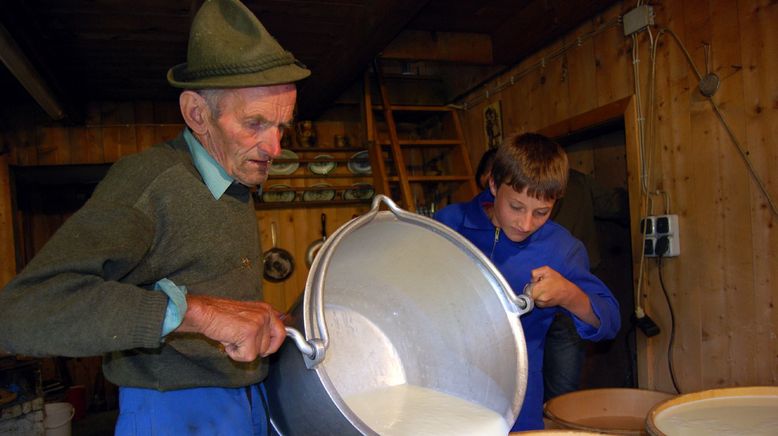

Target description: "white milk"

left=342, top=384, right=509, bottom=436
left=653, top=395, right=778, bottom=436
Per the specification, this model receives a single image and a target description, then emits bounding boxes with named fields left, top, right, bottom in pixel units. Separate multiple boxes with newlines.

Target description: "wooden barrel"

left=544, top=388, right=675, bottom=435
left=646, top=386, right=778, bottom=435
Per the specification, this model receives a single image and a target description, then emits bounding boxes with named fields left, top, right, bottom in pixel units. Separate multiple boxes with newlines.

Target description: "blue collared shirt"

left=183, top=128, right=234, bottom=199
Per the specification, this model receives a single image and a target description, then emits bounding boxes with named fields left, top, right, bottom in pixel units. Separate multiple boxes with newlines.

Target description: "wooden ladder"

left=363, top=62, right=478, bottom=213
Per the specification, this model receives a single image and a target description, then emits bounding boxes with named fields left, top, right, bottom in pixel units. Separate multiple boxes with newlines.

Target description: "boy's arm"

left=526, top=266, right=600, bottom=327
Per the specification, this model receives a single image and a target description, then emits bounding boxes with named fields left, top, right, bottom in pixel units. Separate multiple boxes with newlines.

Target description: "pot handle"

left=511, top=285, right=534, bottom=315
left=284, top=327, right=324, bottom=362
left=283, top=195, right=401, bottom=368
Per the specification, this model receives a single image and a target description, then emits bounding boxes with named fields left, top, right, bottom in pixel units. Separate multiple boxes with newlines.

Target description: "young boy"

left=434, top=133, right=620, bottom=431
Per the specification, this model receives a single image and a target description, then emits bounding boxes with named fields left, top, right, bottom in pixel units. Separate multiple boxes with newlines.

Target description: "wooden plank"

left=681, top=0, right=730, bottom=392
left=102, top=126, right=138, bottom=163
left=135, top=126, right=156, bottom=153
left=0, top=153, right=15, bottom=286
left=296, top=0, right=429, bottom=117
left=68, top=127, right=104, bottom=164
left=381, top=30, right=493, bottom=64
left=37, top=126, right=71, bottom=165
left=739, top=0, right=778, bottom=385
left=650, top=0, right=702, bottom=393
left=5, top=110, right=37, bottom=166
left=565, top=17, right=600, bottom=116
left=707, top=0, right=755, bottom=388
left=491, top=0, right=620, bottom=66
left=592, top=6, right=632, bottom=107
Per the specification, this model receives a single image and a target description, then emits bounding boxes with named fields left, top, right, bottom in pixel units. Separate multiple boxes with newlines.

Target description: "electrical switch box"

left=623, top=5, right=655, bottom=36
left=642, top=214, right=680, bottom=257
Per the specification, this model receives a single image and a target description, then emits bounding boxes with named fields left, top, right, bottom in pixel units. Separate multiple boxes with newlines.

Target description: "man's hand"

left=176, top=295, right=286, bottom=362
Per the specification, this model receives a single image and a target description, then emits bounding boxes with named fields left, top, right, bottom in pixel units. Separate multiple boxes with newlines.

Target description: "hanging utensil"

left=263, top=221, right=295, bottom=282
left=305, top=213, right=327, bottom=268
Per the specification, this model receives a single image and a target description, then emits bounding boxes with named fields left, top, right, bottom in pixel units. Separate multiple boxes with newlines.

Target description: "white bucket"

left=44, top=402, right=75, bottom=436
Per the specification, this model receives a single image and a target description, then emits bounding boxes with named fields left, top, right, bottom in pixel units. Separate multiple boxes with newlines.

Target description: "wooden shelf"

left=387, top=175, right=472, bottom=183
left=285, top=146, right=367, bottom=153
left=372, top=105, right=456, bottom=112
left=255, top=199, right=372, bottom=210
left=378, top=139, right=462, bottom=147
left=268, top=173, right=372, bottom=180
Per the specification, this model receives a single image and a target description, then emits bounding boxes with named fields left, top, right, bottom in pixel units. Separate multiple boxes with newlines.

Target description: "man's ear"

left=489, top=177, right=497, bottom=196
left=179, top=91, right=209, bottom=135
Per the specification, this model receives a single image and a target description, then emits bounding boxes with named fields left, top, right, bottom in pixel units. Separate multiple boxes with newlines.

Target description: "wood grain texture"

left=459, top=0, right=778, bottom=391
left=0, top=154, right=15, bottom=287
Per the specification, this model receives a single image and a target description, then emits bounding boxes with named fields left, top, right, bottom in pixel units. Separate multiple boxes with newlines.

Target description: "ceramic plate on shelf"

left=269, top=149, right=299, bottom=176
left=308, top=154, right=337, bottom=175
left=261, top=184, right=296, bottom=203
left=343, top=183, right=375, bottom=201
left=302, top=183, right=336, bottom=202
left=347, top=150, right=372, bottom=175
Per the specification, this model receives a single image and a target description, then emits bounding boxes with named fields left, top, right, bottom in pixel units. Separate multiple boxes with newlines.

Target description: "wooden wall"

left=458, top=0, right=777, bottom=393
left=0, top=101, right=369, bottom=313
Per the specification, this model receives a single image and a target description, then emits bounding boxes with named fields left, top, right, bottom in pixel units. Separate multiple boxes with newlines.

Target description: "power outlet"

left=642, top=214, right=680, bottom=257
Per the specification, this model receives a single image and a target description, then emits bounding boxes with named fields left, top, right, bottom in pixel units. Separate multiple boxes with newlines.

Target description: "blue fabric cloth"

left=154, top=278, right=188, bottom=337
left=184, top=128, right=233, bottom=200
left=434, top=190, right=620, bottom=431
left=543, top=313, right=585, bottom=401
left=115, top=384, right=269, bottom=435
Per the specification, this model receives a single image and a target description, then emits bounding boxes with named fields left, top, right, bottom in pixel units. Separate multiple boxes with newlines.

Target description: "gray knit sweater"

left=0, top=133, right=268, bottom=390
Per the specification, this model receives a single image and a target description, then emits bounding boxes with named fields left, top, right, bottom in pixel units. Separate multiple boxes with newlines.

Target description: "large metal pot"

left=267, top=195, right=533, bottom=435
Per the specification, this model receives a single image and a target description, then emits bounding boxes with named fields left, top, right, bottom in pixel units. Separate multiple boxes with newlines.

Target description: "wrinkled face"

left=202, top=84, right=297, bottom=187
left=489, top=181, right=555, bottom=243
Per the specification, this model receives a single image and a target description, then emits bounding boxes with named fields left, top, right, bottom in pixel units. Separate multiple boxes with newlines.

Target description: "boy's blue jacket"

left=434, top=189, right=620, bottom=431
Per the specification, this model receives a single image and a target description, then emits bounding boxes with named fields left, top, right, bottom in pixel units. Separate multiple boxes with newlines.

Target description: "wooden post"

left=0, top=152, right=16, bottom=286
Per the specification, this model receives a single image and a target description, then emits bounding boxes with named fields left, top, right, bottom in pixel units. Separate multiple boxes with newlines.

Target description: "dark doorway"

left=554, top=122, right=637, bottom=390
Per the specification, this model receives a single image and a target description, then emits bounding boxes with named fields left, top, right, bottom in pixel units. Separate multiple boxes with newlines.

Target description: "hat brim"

left=167, top=62, right=311, bottom=89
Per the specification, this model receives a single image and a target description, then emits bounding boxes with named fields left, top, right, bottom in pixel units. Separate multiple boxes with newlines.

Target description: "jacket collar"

left=463, top=189, right=497, bottom=230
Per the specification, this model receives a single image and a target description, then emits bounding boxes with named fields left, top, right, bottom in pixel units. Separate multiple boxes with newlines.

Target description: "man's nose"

left=264, top=127, right=283, bottom=158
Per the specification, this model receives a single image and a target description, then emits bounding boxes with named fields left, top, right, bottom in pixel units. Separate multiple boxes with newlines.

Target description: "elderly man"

left=0, top=1, right=308, bottom=434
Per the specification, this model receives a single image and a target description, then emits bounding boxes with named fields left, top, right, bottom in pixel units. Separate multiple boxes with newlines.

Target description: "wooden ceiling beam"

left=380, top=30, right=493, bottom=65
left=0, top=23, right=65, bottom=120
left=490, top=0, right=620, bottom=66
left=295, top=0, right=432, bottom=119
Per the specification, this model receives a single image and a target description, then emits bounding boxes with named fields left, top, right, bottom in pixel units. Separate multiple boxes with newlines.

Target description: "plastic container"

left=544, top=388, right=674, bottom=435
left=44, top=402, right=75, bottom=436
left=646, top=386, right=778, bottom=435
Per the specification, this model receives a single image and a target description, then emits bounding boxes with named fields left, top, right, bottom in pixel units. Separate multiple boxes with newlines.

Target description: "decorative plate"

left=308, top=154, right=337, bottom=175
left=302, top=183, right=336, bottom=202
left=347, top=150, right=372, bottom=175
left=261, top=184, right=296, bottom=203
left=269, top=149, right=299, bottom=176
left=343, top=183, right=375, bottom=201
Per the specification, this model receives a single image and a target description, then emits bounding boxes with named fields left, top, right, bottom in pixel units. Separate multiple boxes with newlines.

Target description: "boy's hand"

left=528, top=266, right=600, bottom=327
left=527, top=266, right=574, bottom=307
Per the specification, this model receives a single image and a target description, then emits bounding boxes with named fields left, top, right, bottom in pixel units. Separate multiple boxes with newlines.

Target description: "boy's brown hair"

left=491, top=132, right=569, bottom=201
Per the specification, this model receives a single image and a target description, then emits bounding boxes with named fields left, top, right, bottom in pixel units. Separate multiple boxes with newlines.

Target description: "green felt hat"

left=167, top=0, right=310, bottom=89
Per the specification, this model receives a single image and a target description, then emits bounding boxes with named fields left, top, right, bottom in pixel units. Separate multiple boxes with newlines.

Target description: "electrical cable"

left=656, top=255, right=681, bottom=394
left=624, top=322, right=638, bottom=388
